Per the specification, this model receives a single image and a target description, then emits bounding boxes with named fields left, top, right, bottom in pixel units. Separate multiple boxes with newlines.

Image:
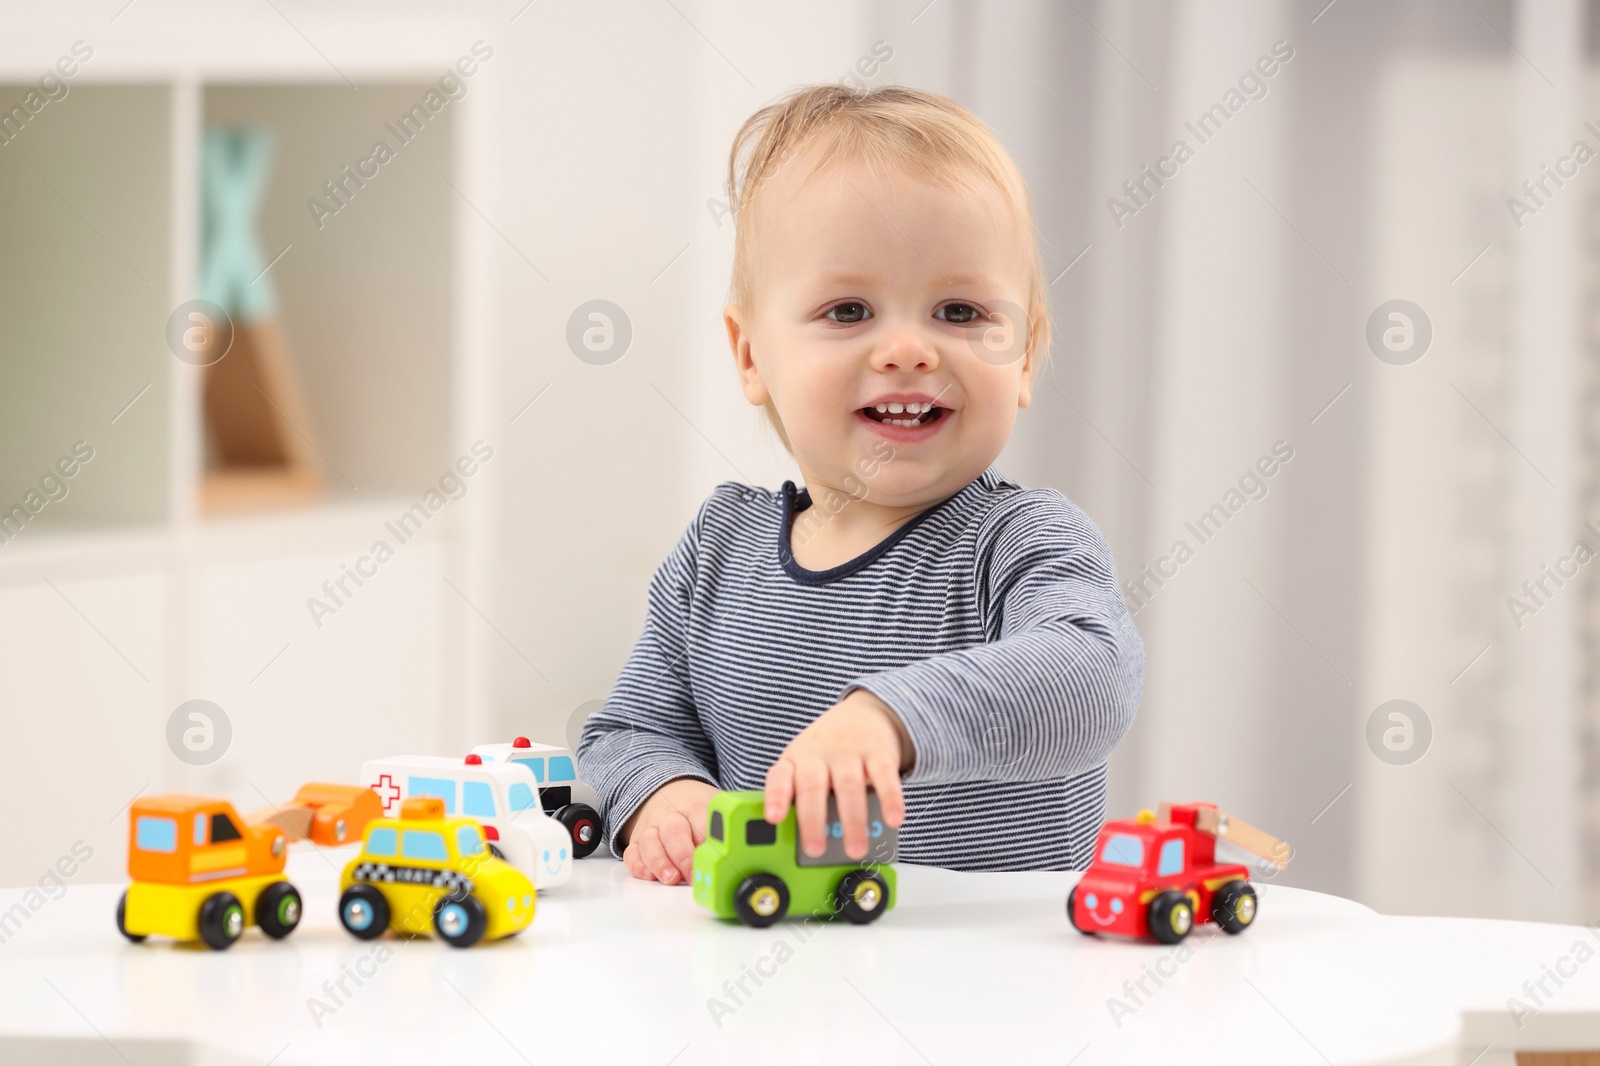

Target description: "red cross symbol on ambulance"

left=372, top=774, right=402, bottom=813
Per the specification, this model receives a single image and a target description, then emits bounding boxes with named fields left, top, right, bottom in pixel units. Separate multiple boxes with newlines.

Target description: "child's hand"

left=764, top=689, right=910, bottom=860
left=620, top=778, right=717, bottom=885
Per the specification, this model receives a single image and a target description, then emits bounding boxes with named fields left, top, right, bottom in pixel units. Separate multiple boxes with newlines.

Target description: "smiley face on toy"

left=542, top=846, right=568, bottom=879
left=1078, top=890, right=1124, bottom=927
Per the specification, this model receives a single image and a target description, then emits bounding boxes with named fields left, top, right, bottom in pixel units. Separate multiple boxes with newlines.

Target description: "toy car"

left=361, top=754, right=572, bottom=890
left=247, top=782, right=382, bottom=846
left=692, top=790, right=897, bottom=928
left=470, top=737, right=603, bottom=858
left=337, top=796, right=534, bottom=948
left=1068, top=802, right=1282, bottom=944
left=117, top=794, right=301, bottom=950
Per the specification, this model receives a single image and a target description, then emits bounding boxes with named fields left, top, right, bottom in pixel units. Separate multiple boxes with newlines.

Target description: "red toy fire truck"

left=1067, top=802, right=1291, bottom=944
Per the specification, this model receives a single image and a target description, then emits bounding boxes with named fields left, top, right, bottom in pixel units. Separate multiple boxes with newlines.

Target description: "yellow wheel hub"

left=852, top=881, right=881, bottom=910
left=749, top=886, right=780, bottom=917
left=1170, top=903, right=1193, bottom=935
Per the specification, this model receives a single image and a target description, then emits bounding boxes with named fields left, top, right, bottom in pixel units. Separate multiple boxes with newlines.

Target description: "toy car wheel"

left=1147, top=890, right=1194, bottom=945
left=556, top=803, right=603, bottom=859
left=733, top=874, right=789, bottom=928
left=433, top=894, right=488, bottom=948
left=115, top=890, right=146, bottom=944
left=487, top=842, right=507, bottom=861
left=197, top=891, right=246, bottom=951
left=339, top=884, right=391, bottom=941
left=1211, top=880, right=1257, bottom=934
left=255, top=881, right=302, bottom=940
left=1065, top=886, right=1095, bottom=936
left=834, top=869, right=890, bottom=924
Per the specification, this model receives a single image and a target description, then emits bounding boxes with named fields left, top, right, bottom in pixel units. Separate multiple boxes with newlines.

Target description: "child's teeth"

left=865, top=402, right=940, bottom=427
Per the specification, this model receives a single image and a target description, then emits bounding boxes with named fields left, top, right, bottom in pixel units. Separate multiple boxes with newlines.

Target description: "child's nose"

left=870, top=329, right=941, bottom=372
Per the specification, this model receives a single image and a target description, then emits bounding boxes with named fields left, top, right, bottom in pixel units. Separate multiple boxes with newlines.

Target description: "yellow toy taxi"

left=117, top=794, right=300, bottom=950
left=336, top=796, right=535, bottom=948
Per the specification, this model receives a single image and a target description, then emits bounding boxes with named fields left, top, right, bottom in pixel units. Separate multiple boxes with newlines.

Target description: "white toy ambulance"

left=359, top=754, right=573, bottom=889
left=470, top=737, right=604, bottom=859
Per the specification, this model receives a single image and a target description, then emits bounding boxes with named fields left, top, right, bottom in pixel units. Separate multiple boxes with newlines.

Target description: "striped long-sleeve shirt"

left=577, top=466, right=1144, bottom=871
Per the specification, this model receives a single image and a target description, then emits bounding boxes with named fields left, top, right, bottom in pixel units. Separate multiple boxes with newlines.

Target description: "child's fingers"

left=659, top=815, right=697, bottom=881
left=628, top=832, right=661, bottom=881
left=622, top=841, right=653, bottom=881
left=794, top=756, right=830, bottom=857
left=635, top=827, right=681, bottom=885
left=831, top=759, right=869, bottom=859
left=865, top=753, right=906, bottom=827
left=617, top=838, right=656, bottom=877
left=764, top=757, right=796, bottom=824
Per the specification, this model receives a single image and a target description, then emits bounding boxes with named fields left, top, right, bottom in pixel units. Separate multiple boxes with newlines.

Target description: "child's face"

left=725, top=149, right=1036, bottom=507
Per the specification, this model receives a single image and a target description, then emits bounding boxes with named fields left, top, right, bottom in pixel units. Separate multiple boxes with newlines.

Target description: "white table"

left=2, top=847, right=1598, bottom=1066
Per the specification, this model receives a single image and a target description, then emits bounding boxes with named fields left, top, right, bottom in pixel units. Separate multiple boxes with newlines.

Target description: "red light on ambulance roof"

left=464, top=754, right=482, bottom=765
left=512, top=736, right=530, bottom=748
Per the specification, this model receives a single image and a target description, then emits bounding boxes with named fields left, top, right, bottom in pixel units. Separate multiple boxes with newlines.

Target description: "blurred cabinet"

left=0, top=15, right=502, bottom=887
left=187, top=508, right=453, bottom=809
left=0, top=564, right=167, bottom=889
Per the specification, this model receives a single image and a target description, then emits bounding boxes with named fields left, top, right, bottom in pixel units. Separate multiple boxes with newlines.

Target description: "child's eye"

left=825, top=301, right=872, bottom=324
left=936, top=302, right=982, bottom=325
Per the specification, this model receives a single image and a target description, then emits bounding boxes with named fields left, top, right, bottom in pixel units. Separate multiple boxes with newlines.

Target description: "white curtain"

left=959, top=0, right=1593, bottom=918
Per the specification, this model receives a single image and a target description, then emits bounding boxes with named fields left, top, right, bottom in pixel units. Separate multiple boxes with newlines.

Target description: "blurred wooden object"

left=199, top=318, right=323, bottom=514
left=197, top=128, right=324, bottom=515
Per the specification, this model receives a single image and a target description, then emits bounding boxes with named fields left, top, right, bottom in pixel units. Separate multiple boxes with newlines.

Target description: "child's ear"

left=1016, top=330, right=1038, bottom=410
left=724, top=303, right=771, bottom=407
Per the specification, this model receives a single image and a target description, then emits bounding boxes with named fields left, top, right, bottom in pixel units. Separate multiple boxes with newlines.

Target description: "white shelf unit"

left=0, top=13, right=503, bottom=887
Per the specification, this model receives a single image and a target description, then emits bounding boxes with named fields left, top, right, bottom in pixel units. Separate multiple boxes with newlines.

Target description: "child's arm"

left=765, top=491, right=1143, bottom=854
left=849, top=490, right=1143, bottom=782
left=578, top=509, right=719, bottom=883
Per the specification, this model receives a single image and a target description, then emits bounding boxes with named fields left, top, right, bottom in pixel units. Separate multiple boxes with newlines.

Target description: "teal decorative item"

left=200, top=128, right=277, bottom=321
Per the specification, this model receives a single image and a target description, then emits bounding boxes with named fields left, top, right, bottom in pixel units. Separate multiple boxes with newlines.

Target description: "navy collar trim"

left=776, top=467, right=1008, bottom=586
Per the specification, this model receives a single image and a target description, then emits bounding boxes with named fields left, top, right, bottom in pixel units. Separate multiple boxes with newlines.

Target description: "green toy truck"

left=692, top=789, right=898, bottom=927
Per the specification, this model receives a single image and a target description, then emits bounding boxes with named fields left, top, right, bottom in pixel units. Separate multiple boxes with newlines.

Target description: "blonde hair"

left=725, top=84, right=1051, bottom=447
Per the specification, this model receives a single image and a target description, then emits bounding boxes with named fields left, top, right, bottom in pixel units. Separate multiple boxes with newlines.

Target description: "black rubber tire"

left=115, top=890, right=146, bottom=943
left=1211, top=880, right=1258, bottom=935
left=487, top=842, right=507, bottom=861
left=1065, top=886, right=1095, bottom=935
left=556, top=803, right=603, bottom=859
left=338, top=884, right=390, bottom=941
left=433, top=894, right=488, bottom=948
left=834, top=869, right=890, bottom=924
left=197, top=891, right=245, bottom=951
left=733, top=874, right=789, bottom=928
left=255, top=881, right=302, bottom=940
left=1147, top=890, right=1194, bottom=945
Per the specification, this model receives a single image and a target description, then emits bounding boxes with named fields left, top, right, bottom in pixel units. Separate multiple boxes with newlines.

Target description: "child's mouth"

left=859, top=402, right=947, bottom=428
left=855, top=401, right=952, bottom=441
